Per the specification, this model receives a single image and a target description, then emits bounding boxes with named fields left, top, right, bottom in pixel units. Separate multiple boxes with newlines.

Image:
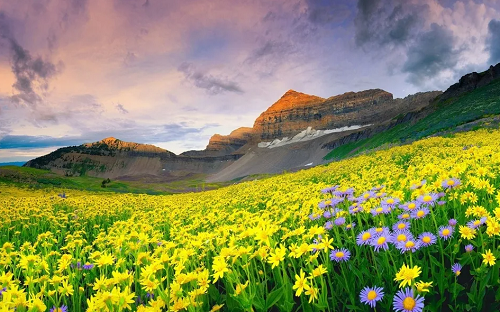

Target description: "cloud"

left=354, top=0, right=426, bottom=48
left=402, top=23, right=458, bottom=86
left=305, top=0, right=352, bottom=25
left=115, top=103, right=129, bottom=114
left=487, top=19, right=500, bottom=64
left=0, top=11, right=63, bottom=106
left=178, top=62, right=244, bottom=95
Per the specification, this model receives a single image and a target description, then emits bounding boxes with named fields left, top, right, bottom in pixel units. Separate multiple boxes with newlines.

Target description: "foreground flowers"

left=394, top=264, right=422, bottom=288
left=359, top=286, right=384, bottom=308
left=393, top=288, right=425, bottom=312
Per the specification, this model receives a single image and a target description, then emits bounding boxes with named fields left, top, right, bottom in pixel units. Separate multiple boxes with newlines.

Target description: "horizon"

left=1, top=0, right=500, bottom=162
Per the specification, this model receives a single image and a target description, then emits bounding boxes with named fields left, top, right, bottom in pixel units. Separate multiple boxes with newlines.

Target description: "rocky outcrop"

left=438, top=63, right=500, bottom=102
left=82, top=137, right=170, bottom=154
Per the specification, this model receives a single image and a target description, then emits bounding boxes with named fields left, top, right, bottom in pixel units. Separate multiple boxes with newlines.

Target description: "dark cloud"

left=354, top=0, right=426, bottom=48
left=116, top=103, right=129, bottom=114
left=178, top=62, right=244, bottom=95
left=402, top=23, right=458, bottom=86
left=246, top=40, right=294, bottom=64
left=0, top=11, right=63, bottom=105
left=487, top=19, right=500, bottom=65
left=305, top=0, right=352, bottom=25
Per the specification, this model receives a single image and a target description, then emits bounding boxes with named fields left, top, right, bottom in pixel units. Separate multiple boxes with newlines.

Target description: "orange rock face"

left=253, top=89, right=395, bottom=140
left=205, top=127, right=254, bottom=152
left=83, top=137, right=172, bottom=154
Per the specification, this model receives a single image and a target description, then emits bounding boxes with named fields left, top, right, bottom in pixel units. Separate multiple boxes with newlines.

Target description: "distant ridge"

left=0, top=162, right=26, bottom=167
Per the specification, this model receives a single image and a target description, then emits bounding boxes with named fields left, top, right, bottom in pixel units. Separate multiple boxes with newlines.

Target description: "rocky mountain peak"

left=267, top=89, right=325, bottom=113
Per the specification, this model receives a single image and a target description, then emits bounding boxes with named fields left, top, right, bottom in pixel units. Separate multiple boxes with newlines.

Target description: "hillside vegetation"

left=2, top=127, right=500, bottom=311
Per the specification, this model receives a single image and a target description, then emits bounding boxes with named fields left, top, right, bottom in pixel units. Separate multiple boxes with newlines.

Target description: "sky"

left=1, top=0, right=500, bottom=162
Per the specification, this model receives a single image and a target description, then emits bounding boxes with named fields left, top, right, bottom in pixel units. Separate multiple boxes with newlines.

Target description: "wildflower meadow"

left=2, top=128, right=500, bottom=311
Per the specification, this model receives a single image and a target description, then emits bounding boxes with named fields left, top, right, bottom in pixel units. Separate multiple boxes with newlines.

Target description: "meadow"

left=2, top=128, right=500, bottom=311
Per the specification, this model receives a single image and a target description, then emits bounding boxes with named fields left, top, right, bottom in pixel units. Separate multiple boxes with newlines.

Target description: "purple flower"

left=417, top=193, right=439, bottom=206
left=400, top=201, right=420, bottom=212
left=372, top=227, right=391, bottom=237
left=448, top=219, right=457, bottom=227
left=330, top=248, right=351, bottom=262
left=360, top=286, right=384, bottom=308
left=437, top=192, right=446, bottom=198
left=321, top=185, right=339, bottom=194
left=465, top=244, right=474, bottom=253
left=393, top=221, right=411, bottom=232
left=411, top=180, right=426, bottom=190
left=357, top=229, right=375, bottom=246
left=437, top=200, right=446, bottom=206
left=398, top=212, right=412, bottom=220
left=370, top=233, right=392, bottom=252
left=50, top=306, right=68, bottom=312
left=308, top=213, right=321, bottom=221
left=345, top=223, right=356, bottom=230
left=411, top=207, right=430, bottom=219
left=393, top=230, right=413, bottom=244
left=323, top=210, right=332, bottom=219
left=438, top=226, right=454, bottom=240
left=0, top=287, right=6, bottom=296
left=334, top=217, right=345, bottom=226
left=393, top=288, right=425, bottom=312
left=442, top=178, right=461, bottom=189
left=467, top=219, right=482, bottom=229
left=418, top=232, right=437, bottom=247
left=324, top=221, right=333, bottom=230
left=83, top=263, right=94, bottom=270
left=349, top=205, right=362, bottom=215
left=451, top=263, right=462, bottom=276
left=382, top=197, right=400, bottom=207
left=371, top=185, right=385, bottom=191
left=395, top=239, right=421, bottom=253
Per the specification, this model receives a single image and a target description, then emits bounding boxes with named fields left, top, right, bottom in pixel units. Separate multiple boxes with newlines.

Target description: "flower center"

left=423, top=195, right=432, bottom=202
left=375, top=228, right=383, bottom=233
left=447, top=180, right=455, bottom=186
left=376, top=208, right=383, bottom=213
left=397, top=234, right=407, bottom=242
left=402, top=214, right=410, bottom=219
left=398, top=223, right=406, bottom=230
left=422, top=236, right=431, bottom=243
left=417, top=211, right=425, bottom=217
left=335, top=252, right=344, bottom=258
left=403, top=297, right=416, bottom=310
left=387, top=199, right=394, bottom=204
left=362, top=232, right=371, bottom=241
left=455, top=270, right=461, bottom=276
left=405, top=241, right=415, bottom=248
left=367, top=290, right=377, bottom=300
left=408, top=203, right=416, bottom=209
left=474, top=220, right=480, bottom=226
left=377, top=237, right=386, bottom=245
left=442, top=229, right=450, bottom=236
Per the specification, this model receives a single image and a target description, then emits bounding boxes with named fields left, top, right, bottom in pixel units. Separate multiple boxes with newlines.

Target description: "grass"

left=324, top=78, right=500, bottom=160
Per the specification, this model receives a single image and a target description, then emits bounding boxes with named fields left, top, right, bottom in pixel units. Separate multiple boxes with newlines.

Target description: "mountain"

left=23, top=62, right=500, bottom=183
left=0, top=162, right=26, bottom=167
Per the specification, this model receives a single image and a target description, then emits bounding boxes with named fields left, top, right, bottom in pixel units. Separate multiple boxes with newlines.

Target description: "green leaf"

left=253, top=296, right=266, bottom=312
left=208, top=285, right=221, bottom=302
left=266, top=287, right=284, bottom=310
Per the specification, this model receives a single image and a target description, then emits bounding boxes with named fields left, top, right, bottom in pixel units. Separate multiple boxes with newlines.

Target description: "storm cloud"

left=487, top=19, right=500, bottom=64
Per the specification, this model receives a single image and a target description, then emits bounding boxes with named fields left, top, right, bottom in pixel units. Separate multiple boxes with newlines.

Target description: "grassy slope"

left=0, top=166, right=228, bottom=194
left=324, top=78, right=500, bottom=160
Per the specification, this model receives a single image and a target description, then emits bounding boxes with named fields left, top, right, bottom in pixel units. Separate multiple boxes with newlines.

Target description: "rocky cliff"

left=181, top=127, right=254, bottom=157
left=438, top=63, right=500, bottom=102
left=252, top=89, right=438, bottom=141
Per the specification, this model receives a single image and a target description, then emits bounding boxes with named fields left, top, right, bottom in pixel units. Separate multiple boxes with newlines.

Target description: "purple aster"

left=418, top=232, right=437, bottom=247
left=371, top=185, right=385, bottom=191
left=467, top=219, right=482, bottom=229
left=465, top=244, right=474, bottom=253
left=308, top=213, right=321, bottom=221
left=480, top=217, right=488, bottom=225
left=437, top=192, right=446, bottom=198
left=330, top=248, right=351, bottom=262
left=393, top=288, right=425, bottom=312
left=442, top=178, right=461, bottom=189
left=0, top=287, right=6, bottom=296
left=451, top=263, right=462, bottom=276
left=324, top=221, right=333, bottom=230
left=393, top=230, right=413, bottom=244
left=382, top=197, right=400, bottom=207
left=83, top=263, right=94, bottom=270
left=417, top=193, right=439, bottom=206
left=360, top=286, right=384, bottom=308
left=357, top=229, right=376, bottom=246
left=334, top=217, right=346, bottom=226
left=349, top=205, right=362, bottom=215
left=400, top=201, right=421, bottom=212
left=448, top=219, right=457, bottom=227
left=371, top=206, right=385, bottom=216
left=323, top=210, right=332, bottom=219
left=437, top=200, right=446, bottom=206
left=411, top=207, right=430, bottom=219
left=372, top=227, right=391, bottom=237
left=361, top=191, right=376, bottom=201
left=395, top=239, right=421, bottom=253
left=398, top=212, right=412, bottom=220
left=375, top=192, right=387, bottom=198
left=393, top=221, right=411, bottom=232
left=321, top=185, right=339, bottom=194
left=50, top=306, right=68, bottom=312
left=438, top=225, right=454, bottom=240
left=370, top=233, right=392, bottom=252
left=345, top=223, right=356, bottom=230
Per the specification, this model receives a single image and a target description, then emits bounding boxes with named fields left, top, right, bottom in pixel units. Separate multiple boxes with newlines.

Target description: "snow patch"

left=258, top=125, right=371, bottom=148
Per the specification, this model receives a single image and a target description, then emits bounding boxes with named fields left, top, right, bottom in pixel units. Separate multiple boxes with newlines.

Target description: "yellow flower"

left=310, top=264, right=328, bottom=278
left=234, top=281, right=249, bottom=296
left=304, top=285, right=319, bottom=303
left=210, top=304, right=224, bottom=312
left=482, top=249, right=496, bottom=266
left=211, top=257, right=229, bottom=283
left=292, top=269, right=308, bottom=297
left=394, top=264, right=421, bottom=288
left=459, top=226, right=477, bottom=240
left=267, top=245, right=286, bottom=269
left=415, top=281, right=433, bottom=293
